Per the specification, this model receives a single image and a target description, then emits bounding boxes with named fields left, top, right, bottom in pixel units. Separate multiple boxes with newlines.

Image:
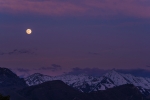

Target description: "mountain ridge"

left=18, top=80, right=149, bottom=100
left=0, top=67, right=149, bottom=100
left=25, top=69, right=150, bottom=95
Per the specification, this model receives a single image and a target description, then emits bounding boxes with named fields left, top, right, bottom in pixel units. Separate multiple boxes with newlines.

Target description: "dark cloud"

left=117, top=69, right=150, bottom=78
left=28, top=0, right=50, bottom=2
left=51, top=64, right=61, bottom=68
left=67, top=67, right=150, bottom=78
left=67, top=67, right=109, bottom=76
left=0, top=49, right=35, bottom=56
left=11, top=68, right=30, bottom=78
left=0, top=53, right=5, bottom=55
left=38, top=64, right=62, bottom=72
left=146, top=65, right=150, bottom=68
left=88, top=52, right=100, bottom=56
left=17, top=68, right=30, bottom=73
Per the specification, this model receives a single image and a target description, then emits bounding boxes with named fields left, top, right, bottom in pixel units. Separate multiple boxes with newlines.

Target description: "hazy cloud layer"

left=17, top=68, right=30, bottom=73
left=68, top=67, right=150, bottom=77
left=0, top=0, right=150, bottom=18
left=146, top=65, right=150, bottom=68
left=11, top=68, right=31, bottom=78
left=88, top=52, right=100, bottom=56
left=117, top=69, right=150, bottom=78
left=67, top=67, right=109, bottom=76
left=0, top=49, right=35, bottom=56
left=38, top=64, right=62, bottom=72
left=11, top=67, right=150, bottom=78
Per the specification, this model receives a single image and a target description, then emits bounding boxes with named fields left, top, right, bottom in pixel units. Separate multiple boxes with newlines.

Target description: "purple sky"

left=0, top=0, right=150, bottom=77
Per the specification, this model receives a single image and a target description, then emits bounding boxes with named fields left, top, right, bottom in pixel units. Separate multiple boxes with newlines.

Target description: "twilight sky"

left=0, top=0, right=150, bottom=77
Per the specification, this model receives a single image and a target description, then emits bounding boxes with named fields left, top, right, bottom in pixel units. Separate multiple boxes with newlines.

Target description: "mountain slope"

left=18, top=80, right=90, bottom=100
left=0, top=67, right=27, bottom=88
left=25, top=74, right=103, bottom=92
left=0, top=67, right=148, bottom=100
left=0, top=67, right=28, bottom=100
left=25, top=69, right=150, bottom=95
left=103, top=70, right=150, bottom=96
left=90, top=84, right=147, bottom=100
left=25, top=73, right=53, bottom=86
left=19, top=81, right=149, bottom=100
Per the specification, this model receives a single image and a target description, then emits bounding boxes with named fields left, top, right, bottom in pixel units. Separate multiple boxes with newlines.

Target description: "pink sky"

left=0, top=0, right=150, bottom=18
left=0, top=0, right=150, bottom=77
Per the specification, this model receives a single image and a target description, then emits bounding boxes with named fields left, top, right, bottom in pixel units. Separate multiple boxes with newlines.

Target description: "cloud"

left=51, top=64, right=61, bottom=68
left=117, top=69, right=150, bottom=78
left=67, top=67, right=150, bottom=78
left=38, top=64, right=62, bottom=72
left=17, top=68, right=30, bottom=73
left=146, top=65, right=150, bottom=68
left=0, top=0, right=86, bottom=16
left=67, top=67, right=108, bottom=76
left=0, top=52, right=7, bottom=55
left=28, top=0, right=53, bottom=2
left=0, top=0, right=150, bottom=18
left=88, top=52, right=100, bottom=56
left=0, top=49, right=35, bottom=56
left=11, top=68, right=31, bottom=78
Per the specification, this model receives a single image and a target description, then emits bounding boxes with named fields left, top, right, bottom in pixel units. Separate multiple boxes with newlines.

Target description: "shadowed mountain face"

left=0, top=67, right=28, bottom=100
left=18, top=80, right=90, bottom=100
left=0, top=67, right=27, bottom=88
left=90, top=84, right=146, bottom=100
left=18, top=80, right=149, bottom=100
left=0, top=94, right=10, bottom=100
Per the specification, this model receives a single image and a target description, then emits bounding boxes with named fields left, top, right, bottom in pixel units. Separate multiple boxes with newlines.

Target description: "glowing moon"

left=26, top=29, right=32, bottom=34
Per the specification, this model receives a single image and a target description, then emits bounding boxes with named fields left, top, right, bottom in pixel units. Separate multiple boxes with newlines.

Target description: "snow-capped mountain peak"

left=104, top=69, right=130, bottom=85
left=25, top=73, right=52, bottom=86
left=25, top=69, right=150, bottom=95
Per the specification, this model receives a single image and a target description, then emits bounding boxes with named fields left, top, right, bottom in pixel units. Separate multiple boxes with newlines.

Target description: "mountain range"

left=18, top=80, right=146, bottom=100
left=25, top=69, right=150, bottom=95
left=0, top=67, right=150, bottom=100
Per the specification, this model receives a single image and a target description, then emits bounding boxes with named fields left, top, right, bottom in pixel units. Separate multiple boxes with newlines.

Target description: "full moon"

left=26, top=29, right=32, bottom=34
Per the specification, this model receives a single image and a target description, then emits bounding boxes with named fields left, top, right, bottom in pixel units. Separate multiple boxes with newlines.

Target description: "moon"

left=26, top=29, right=32, bottom=34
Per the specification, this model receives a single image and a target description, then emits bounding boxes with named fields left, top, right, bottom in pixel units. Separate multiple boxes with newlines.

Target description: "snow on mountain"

left=103, top=70, right=150, bottom=96
left=25, top=73, right=53, bottom=86
left=25, top=73, right=102, bottom=92
left=104, top=70, right=130, bottom=85
left=25, top=70, right=150, bottom=94
left=103, top=70, right=150, bottom=89
left=121, top=74, right=150, bottom=89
